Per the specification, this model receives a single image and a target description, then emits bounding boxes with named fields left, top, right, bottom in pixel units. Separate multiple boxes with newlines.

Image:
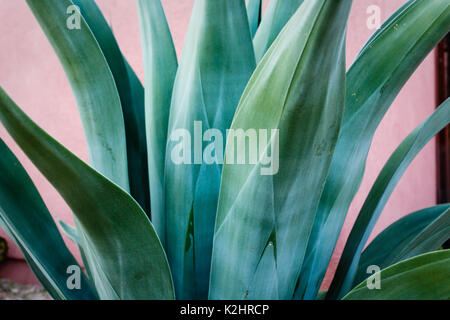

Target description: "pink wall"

left=0, top=0, right=438, bottom=288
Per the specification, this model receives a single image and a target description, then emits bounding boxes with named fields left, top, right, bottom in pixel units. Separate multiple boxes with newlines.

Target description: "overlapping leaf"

left=353, top=204, right=450, bottom=286
left=253, top=0, right=304, bottom=62
left=26, top=0, right=129, bottom=191
left=343, top=250, right=450, bottom=300
left=137, top=0, right=178, bottom=242
left=164, top=0, right=255, bottom=299
left=209, top=0, right=353, bottom=300
left=0, top=139, right=96, bottom=300
left=72, top=0, right=150, bottom=214
left=58, top=220, right=80, bottom=245
left=0, top=88, right=174, bottom=300
left=296, top=0, right=450, bottom=300
left=247, top=0, right=262, bottom=38
left=327, top=98, right=450, bottom=299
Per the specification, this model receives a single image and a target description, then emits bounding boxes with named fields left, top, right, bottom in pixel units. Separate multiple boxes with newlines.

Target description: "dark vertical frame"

left=436, top=35, right=449, bottom=204
left=436, top=34, right=449, bottom=249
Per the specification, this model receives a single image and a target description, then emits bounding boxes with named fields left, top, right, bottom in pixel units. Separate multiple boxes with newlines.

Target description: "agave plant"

left=0, top=0, right=449, bottom=300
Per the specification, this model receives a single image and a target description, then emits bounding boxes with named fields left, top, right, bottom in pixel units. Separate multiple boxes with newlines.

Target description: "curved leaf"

left=137, top=0, right=178, bottom=243
left=247, top=0, right=262, bottom=38
left=327, top=98, right=450, bottom=299
left=26, top=0, right=129, bottom=191
left=72, top=0, right=150, bottom=214
left=58, top=220, right=80, bottom=245
left=253, top=0, right=304, bottom=62
left=353, top=204, right=450, bottom=286
left=343, top=250, right=450, bottom=300
left=57, top=219, right=96, bottom=283
left=0, top=139, right=97, bottom=300
left=209, top=0, right=353, bottom=300
left=297, top=0, right=450, bottom=300
left=164, top=0, right=255, bottom=299
left=0, top=217, right=63, bottom=300
left=0, top=87, right=174, bottom=300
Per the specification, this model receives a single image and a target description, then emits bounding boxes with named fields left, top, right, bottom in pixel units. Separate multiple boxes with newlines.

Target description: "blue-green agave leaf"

left=26, top=0, right=129, bottom=191
left=0, top=88, right=174, bottom=300
left=343, top=250, right=450, bottom=300
left=58, top=220, right=80, bottom=245
left=253, top=0, right=304, bottom=62
left=137, top=0, right=178, bottom=243
left=247, top=0, right=262, bottom=38
left=209, top=0, right=353, bottom=300
left=57, top=219, right=95, bottom=284
left=164, top=0, right=255, bottom=299
left=353, top=204, right=450, bottom=286
left=0, top=217, right=65, bottom=300
left=297, top=0, right=450, bottom=300
left=72, top=0, right=150, bottom=214
left=0, top=139, right=97, bottom=300
left=327, top=98, right=450, bottom=300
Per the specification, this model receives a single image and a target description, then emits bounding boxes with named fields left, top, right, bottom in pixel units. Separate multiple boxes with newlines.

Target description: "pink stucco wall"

left=0, top=0, right=438, bottom=288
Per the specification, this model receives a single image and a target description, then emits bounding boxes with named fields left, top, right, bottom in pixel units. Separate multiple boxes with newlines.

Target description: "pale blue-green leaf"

left=253, top=0, right=304, bottom=62
left=165, top=0, right=255, bottom=299
left=247, top=239, right=279, bottom=300
left=327, top=98, right=450, bottom=300
left=296, top=0, right=450, bottom=300
left=137, top=0, right=178, bottom=244
left=209, top=0, right=352, bottom=300
left=0, top=88, right=174, bottom=300
left=247, top=0, right=262, bottom=38
left=58, top=220, right=80, bottom=245
left=26, top=0, right=129, bottom=191
left=72, top=0, right=150, bottom=214
left=57, top=219, right=95, bottom=285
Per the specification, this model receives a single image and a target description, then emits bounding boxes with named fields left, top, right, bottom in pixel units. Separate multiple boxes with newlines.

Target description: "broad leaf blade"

left=297, top=0, right=450, bottom=300
left=353, top=204, right=450, bottom=286
left=72, top=0, right=150, bottom=214
left=209, top=0, right=352, bottom=300
left=164, top=0, right=256, bottom=299
left=0, top=88, right=174, bottom=300
left=327, top=99, right=450, bottom=299
left=253, top=0, right=304, bottom=62
left=26, top=0, right=129, bottom=191
left=137, top=0, right=178, bottom=244
left=343, top=250, right=450, bottom=300
left=0, top=139, right=97, bottom=300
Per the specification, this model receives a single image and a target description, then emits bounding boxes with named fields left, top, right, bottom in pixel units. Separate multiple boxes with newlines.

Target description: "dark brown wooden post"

left=436, top=34, right=450, bottom=248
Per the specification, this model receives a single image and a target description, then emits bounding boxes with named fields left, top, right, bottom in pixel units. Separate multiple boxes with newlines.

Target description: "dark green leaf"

left=327, top=98, right=450, bottom=299
left=0, top=139, right=97, bottom=300
left=353, top=204, right=450, bottom=286
left=343, top=250, right=450, bottom=300
left=0, top=87, right=174, bottom=300
left=297, top=0, right=450, bottom=300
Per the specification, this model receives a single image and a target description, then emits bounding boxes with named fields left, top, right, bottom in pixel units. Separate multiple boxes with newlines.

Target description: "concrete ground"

left=0, top=278, right=50, bottom=300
